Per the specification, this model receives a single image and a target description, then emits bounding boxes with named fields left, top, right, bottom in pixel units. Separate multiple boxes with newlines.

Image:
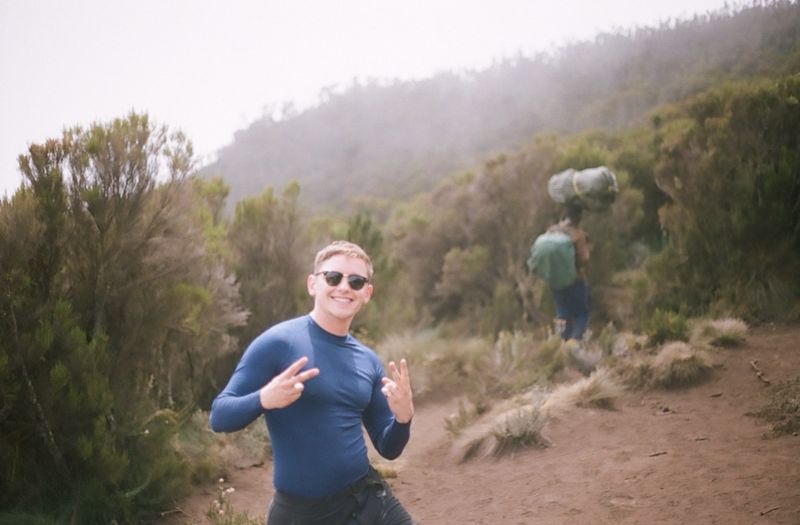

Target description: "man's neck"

left=309, top=311, right=351, bottom=337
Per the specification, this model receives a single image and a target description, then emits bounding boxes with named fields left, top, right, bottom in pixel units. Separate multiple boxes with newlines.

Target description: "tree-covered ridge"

left=204, top=1, right=800, bottom=211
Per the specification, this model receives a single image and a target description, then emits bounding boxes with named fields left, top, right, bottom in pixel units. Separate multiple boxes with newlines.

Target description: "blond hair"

left=313, top=241, right=373, bottom=279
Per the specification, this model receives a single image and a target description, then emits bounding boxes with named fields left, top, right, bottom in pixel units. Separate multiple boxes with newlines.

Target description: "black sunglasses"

left=315, top=271, right=370, bottom=291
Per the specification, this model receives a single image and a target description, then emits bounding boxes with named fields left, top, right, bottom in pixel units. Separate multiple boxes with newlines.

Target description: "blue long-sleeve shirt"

left=210, top=315, right=410, bottom=498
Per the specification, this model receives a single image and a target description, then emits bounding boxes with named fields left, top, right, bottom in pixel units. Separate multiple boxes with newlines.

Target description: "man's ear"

left=307, top=274, right=317, bottom=296
left=362, top=283, right=374, bottom=304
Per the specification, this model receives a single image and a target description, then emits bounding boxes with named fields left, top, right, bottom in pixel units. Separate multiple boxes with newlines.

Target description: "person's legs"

left=550, top=286, right=570, bottom=340
left=567, top=280, right=590, bottom=340
left=554, top=280, right=590, bottom=341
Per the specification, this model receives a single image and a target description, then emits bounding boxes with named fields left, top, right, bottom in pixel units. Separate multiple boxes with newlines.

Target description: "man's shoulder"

left=346, top=335, right=383, bottom=369
left=248, top=316, right=309, bottom=351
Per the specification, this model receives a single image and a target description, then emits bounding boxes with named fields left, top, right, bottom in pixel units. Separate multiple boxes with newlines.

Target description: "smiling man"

left=210, top=240, right=415, bottom=524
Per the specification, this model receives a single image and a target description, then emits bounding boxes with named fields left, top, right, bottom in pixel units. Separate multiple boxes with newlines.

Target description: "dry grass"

left=377, top=329, right=564, bottom=401
left=490, top=403, right=551, bottom=457
left=750, top=376, right=800, bottom=435
left=177, top=410, right=270, bottom=483
left=377, top=330, right=492, bottom=400
left=690, top=317, right=748, bottom=347
left=542, top=368, right=625, bottom=417
left=651, top=342, right=713, bottom=389
left=459, top=396, right=550, bottom=461
left=455, top=368, right=624, bottom=461
left=613, top=357, right=653, bottom=389
left=561, top=339, right=601, bottom=376
left=443, top=398, right=491, bottom=437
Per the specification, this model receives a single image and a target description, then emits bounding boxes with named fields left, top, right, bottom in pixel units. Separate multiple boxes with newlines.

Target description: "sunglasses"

left=315, top=271, right=370, bottom=291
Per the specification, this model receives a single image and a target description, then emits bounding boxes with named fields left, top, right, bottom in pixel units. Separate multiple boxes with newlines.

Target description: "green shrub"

left=646, top=308, right=689, bottom=345
left=0, top=512, right=60, bottom=525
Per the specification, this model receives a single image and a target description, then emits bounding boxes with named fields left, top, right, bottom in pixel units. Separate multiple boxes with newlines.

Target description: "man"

left=549, top=205, right=590, bottom=341
left=210, top=241, right=415, bottom=524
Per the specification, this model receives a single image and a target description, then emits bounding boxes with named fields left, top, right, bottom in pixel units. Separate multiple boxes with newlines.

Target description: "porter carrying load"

left=547, top=166, right=618, bottom=211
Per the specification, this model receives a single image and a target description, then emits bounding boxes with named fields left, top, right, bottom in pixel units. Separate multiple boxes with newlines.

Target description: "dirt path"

left=160, top=324, right=800, bottom=524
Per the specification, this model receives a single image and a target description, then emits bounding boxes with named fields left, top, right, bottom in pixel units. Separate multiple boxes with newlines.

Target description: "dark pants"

left=266, top=467, right=415, bottom=525
left=551, top=279, right=590, bottom=341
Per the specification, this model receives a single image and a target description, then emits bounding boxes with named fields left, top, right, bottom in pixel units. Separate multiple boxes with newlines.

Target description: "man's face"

left=307, top=254, right=373, bottom=325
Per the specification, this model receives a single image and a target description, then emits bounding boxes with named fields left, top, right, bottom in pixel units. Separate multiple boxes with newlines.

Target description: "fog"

left=0, top=0, right=732, bottom=196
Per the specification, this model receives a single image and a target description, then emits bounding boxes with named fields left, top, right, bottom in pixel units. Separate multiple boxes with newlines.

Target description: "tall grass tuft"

left=460, top=398, right=550, bottom=461
left=542, top=368, right=624, bottom=417
left=613, top=357, right=653, bottom=390
left=690, top=317, right=748, bottom=347
left=490, top=402, right=551, bottom=457
left=651, top=342, right=713, bottom=388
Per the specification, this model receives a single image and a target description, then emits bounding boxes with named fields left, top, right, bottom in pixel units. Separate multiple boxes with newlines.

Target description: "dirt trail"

left=160, top=324, right=800, bottom=524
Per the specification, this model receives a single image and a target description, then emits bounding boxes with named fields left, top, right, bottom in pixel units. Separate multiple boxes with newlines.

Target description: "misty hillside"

left=202, top=2, right=800, bottom=211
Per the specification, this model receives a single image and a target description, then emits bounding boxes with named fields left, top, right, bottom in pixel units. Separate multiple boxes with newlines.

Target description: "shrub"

left=646, top=308, right=689, bottom=345
left=751, top=377, right=800, bottom=435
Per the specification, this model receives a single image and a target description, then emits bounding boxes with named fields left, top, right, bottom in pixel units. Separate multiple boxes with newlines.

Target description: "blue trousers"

left=267, top=467, right=414, bottom=525
left=551, top=279, right=590, bottom=341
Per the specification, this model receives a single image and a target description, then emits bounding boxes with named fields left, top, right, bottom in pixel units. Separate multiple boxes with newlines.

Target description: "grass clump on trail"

left=542, top=368, right=625, bottom=416
left=457, top=367, right=624, bottom=461
left=651, top=342, right=713, bottom=389
left=751, top=377, right=800, bottom=435
left=490, top=402, right=551, bottom=457
left=689, top=317, right=748, bottom=347
left=460, top=397, right=550, bottom=462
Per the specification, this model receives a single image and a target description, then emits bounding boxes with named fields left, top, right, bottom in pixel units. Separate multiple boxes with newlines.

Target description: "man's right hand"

left=259, top=356, right=320, bottom=410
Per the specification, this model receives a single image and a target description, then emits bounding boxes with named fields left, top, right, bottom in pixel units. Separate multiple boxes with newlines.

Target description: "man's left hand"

left=381, top=359, right=414, bottom=424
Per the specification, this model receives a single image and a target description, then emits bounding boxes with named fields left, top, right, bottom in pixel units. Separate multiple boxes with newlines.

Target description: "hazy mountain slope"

left=202, top=2, right=800, bottom=211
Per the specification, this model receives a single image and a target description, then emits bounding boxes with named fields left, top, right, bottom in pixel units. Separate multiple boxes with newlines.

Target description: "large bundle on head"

left=547, top=166, right=618, bottom=211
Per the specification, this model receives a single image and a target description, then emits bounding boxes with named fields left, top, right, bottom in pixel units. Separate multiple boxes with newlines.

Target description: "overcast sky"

left=0, top=0, right=733, bottom=196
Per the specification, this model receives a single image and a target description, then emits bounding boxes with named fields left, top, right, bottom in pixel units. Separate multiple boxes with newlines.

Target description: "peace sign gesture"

left=259, top=357, right=320, bottom=410
left=381, top=359, right=414, bottom=424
